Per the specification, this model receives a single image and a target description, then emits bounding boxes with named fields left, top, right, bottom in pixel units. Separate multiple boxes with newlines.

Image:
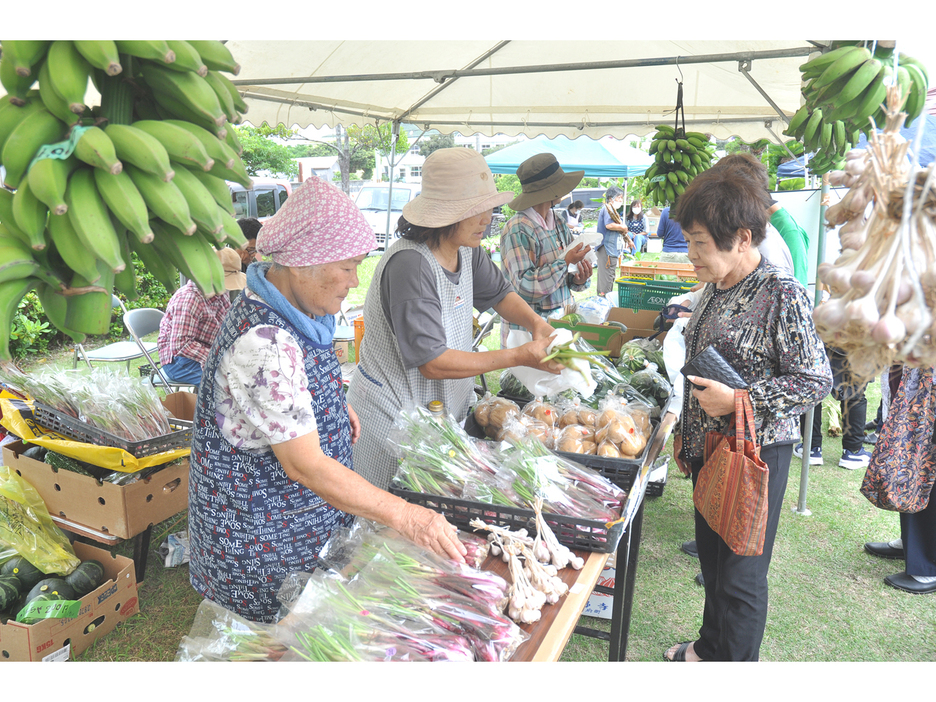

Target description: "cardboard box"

left=159, top=391, right=196, bottom=421
left=2, top=441, right=190, bottom=540
left=0, top=541, right=139, bottom=661
left=582, top=551, right=618, bottom=620
left=333, top=339, right=355, bottom=364
left=550, top=307, right=666, bottom=358
left=1, top=394, right=193, bottom=540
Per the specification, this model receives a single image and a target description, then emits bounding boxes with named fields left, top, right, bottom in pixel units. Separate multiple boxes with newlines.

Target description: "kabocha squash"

left=25, top=577, right=76, bottom=604
left=1, top=555, right=45, bottom=590
left=65, top=559, right=105, bottom=596
left=0, top=574, right=22, bottom=611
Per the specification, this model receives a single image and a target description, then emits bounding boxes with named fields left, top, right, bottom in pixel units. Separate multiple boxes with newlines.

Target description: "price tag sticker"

left=649, top=175, right=667, bottom=183
left=28, top=125, right=92, bottom=170
left=16, top=599, right=82, bottom=625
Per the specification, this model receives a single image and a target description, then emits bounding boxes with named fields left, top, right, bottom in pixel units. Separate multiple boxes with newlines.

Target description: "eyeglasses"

left=243, top=247, right=257, bottom=255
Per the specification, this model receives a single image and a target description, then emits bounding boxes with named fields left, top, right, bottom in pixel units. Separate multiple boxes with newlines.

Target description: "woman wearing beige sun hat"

left=499, top=153, right=594, bottom=345
left=347, top=147, right=565, bottom=490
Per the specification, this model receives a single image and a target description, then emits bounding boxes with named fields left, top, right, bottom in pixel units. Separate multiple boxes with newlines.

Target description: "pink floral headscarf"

left=256, top=177, right=377, bottom=267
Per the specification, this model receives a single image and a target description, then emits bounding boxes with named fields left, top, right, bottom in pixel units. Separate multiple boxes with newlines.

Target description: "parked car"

left=558, top=187, right=607, bottom=209
left=229, top=178, right=293, bottom=222
left=354, top=183, right=421, bottom=250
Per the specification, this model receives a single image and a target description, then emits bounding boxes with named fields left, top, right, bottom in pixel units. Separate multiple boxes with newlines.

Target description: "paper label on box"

left=42, top=644, right=71, bottom=662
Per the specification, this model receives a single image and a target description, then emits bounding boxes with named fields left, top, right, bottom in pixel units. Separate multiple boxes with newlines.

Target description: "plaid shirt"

left=500, top=208, right=589, bottom=334
left=157, top=281, right=232, bottom=367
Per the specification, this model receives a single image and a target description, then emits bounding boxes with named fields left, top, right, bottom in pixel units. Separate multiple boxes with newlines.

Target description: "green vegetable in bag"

left=0, top=465, right=80, bottom=577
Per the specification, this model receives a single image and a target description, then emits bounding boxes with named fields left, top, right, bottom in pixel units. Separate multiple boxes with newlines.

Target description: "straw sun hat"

left=216, top=247, right=247, bottom=290
left=402, top=148, right=514, bottom=228
left=508, top=153, right=584, bottom=211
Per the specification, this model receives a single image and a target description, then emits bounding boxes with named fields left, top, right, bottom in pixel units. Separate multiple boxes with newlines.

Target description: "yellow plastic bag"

left=0, top=464, right=80, bottom=576
left=0, top=397, right=190, bottom=473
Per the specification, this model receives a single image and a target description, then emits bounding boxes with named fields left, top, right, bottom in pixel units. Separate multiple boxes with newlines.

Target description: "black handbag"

left=681, top=345, right=746, bottom=390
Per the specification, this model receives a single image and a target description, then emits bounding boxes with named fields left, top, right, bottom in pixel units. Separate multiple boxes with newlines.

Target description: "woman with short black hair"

left=663, top=167, right=831, bottom=662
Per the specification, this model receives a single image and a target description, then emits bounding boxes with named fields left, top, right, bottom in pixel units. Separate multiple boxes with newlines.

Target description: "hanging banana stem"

left=98, top=55, right=135, bottom=126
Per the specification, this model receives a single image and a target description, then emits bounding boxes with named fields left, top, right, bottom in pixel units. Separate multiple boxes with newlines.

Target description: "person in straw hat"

left=217, top=246, right=248, bottom=300
left=346, top=147, right=565, bottom=490
left=187, top=177, right=468, bottom=623
left=155, top=247, right=245, bottom=387
left=499, top=153, right=594, bottom=344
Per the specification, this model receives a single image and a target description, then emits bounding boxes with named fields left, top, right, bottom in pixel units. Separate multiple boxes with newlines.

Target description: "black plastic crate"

left=32, top=403, right=192, bottom=458
left=389, top=486, right=625, bottom=554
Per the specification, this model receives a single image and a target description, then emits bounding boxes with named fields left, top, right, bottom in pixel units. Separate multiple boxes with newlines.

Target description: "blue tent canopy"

left=485, top=135, right=654, bottom=178
left=777, top=114, right=936, bottom=179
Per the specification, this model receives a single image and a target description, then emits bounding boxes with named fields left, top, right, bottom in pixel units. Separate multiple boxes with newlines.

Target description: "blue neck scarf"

left=246, top=262, right=336, bottom=346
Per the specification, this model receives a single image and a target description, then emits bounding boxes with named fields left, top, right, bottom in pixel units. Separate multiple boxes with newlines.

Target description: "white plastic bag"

left=564, top=232, right=601, bottom=275
left=661, top=289, right=703, bottom=420
left=575, top=296, right=613, bottom=324
left=505, top=327, right=597, bottom=399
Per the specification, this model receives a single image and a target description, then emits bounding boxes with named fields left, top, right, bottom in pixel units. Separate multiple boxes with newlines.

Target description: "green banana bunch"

left=788, top=42, right=930, bottom=174
left=0, top=37, right=252, bottom=344
left=644, top=124, right=714, bottom=207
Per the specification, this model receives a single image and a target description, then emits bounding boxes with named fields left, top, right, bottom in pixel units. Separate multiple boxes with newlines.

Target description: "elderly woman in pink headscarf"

left=187, top=177, right=467, bottom=623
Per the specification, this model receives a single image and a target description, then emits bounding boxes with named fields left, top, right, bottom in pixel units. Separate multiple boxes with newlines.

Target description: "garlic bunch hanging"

left=812, top=82, right=936, bottom=385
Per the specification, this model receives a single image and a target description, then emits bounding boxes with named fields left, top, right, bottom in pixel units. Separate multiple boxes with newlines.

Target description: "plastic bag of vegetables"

left=616, top=338, right=668, bottom=377
left=627, top=363, right=673, bottom=410
left=0, top=465, right=80, bottom=576
left=498, top=369, right=534, bottom=403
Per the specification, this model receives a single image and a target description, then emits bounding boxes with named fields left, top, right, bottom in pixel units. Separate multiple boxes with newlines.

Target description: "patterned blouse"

left=679, top=258, right=832, bottom=461
left=626, top=215, right=647, bottom=236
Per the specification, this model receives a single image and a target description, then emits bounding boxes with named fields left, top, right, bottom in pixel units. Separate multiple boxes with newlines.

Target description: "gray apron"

left=346, top=239, right=475, bottom=490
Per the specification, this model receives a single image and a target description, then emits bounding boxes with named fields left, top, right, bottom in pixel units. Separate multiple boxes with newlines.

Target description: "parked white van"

left=229, top=178, right=293, bottom=221
left=354, top=183, right=421, bottom=250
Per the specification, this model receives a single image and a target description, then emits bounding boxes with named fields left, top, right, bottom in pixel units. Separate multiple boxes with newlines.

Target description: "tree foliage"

left=418, top=133, right=455, bottom=157
left=234, top=124, right=299, bottom=180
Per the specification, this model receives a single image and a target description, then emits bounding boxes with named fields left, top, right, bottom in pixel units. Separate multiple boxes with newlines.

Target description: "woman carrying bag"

left=663, top=167, right=831, bottom=662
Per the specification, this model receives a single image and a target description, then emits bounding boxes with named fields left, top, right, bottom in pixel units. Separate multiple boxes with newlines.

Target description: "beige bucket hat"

left=508, top=153, right=585, bottom=211
left=402, top=148, right=514, bottom=228
left=217, top=247, right=247, bottom=290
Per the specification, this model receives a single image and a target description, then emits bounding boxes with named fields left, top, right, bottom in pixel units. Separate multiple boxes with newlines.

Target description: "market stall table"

left=473, top=409, right=675, bottom=662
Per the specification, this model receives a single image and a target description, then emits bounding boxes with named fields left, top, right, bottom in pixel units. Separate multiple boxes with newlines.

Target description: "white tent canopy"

left=226, top=40, right=824, bottom=143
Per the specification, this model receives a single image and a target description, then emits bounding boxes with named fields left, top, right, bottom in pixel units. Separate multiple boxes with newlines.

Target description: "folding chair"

left=122, top=307, right=197, bottom=393
left=72, top=296, right=158, bottom=373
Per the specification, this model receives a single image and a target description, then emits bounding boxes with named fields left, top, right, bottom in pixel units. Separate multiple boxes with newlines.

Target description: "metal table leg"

left=607, top=499, right=644, bottom=661
left=132, top=525, right=153, bottom=583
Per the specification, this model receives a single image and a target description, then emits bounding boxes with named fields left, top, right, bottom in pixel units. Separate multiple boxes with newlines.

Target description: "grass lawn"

left=9, top=246, right=936, bottom=663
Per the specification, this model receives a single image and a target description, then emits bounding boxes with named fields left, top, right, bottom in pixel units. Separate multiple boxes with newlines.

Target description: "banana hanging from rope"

left=0, top=38, right=253, bottom=348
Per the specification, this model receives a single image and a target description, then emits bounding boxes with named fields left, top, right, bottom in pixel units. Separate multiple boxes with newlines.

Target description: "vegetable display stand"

left=571, top=409, right=677, bottom=660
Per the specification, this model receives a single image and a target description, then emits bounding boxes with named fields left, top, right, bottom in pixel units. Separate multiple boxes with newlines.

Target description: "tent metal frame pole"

left=231, top=46, right=820, bottom=87
left=239, top=92, right=784, bottom=133
left=794, top=177, right=830, bottom=517
left=737, top=60, right=792, bottom=126
left=385, top=121, right=400, bottom=241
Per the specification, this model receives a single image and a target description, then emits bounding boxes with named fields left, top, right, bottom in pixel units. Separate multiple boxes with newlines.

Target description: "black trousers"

left=690, top=442, right=793, bottom=662
left=806, top=391, right=867, bottom=453
left=901, top=491, right=936, bottom=577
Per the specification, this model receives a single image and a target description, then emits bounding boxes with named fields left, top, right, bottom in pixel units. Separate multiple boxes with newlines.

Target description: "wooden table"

left=481, top=548, right=611, bottom=662
left=495, top=409, right=676, bottom=662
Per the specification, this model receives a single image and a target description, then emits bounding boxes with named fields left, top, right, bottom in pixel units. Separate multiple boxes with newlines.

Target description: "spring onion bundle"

left=278, top=525, right=527, bottom=661
left=388, top=405, right=625, bottom=522
left=0, top=365, right=173, bottom=441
